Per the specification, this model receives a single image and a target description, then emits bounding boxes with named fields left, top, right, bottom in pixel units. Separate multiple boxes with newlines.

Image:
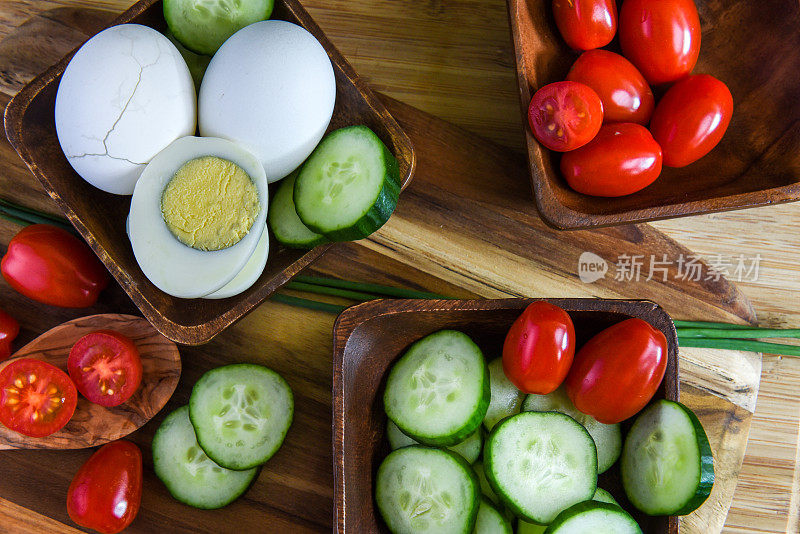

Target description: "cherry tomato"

left=0, top=358, right=77, bottom=437
left=650, top=74, right=733, bottom=168
left=560, top=123, right=662, bottom=197
left=1, top=224, right=109, bottom=308
left=67, top=440, right=143, bottom=534
left=552, top=0, right=617, bottom=51
left=566, top=50, right=655, bottom=125
left=502, top=301, right=576, bottom=395
left=565, top=318, right=668, bottom=424
left=619, top=0, right=701, bottom=85
left=0, top=308, right=20, bottom=361
left=68, top=331, right=142, bottom=407
left=528, top=81, right=604, bottom=152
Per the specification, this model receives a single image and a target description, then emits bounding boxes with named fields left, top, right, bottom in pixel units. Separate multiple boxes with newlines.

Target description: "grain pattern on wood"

left=0, top=314, right=180, bottom=450
left=333, top=298, right=679, bottom=534
left=3, top=0, right=415, bottom=346
left=506, top=0, right=800, bottom=229
left=370, top=96, right=757, bottom=326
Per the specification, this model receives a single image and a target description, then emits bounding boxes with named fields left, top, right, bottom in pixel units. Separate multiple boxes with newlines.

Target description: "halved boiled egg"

left=128, top=136, right=268, bottom=298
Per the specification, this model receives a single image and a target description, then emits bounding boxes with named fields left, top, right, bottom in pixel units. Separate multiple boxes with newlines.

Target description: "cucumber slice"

left=294, top=125, right=401, bottom=241
left=474, top=497, right=513, bottom=534
left=484, top=411, right=597, bottom=525
left=387, top=420, right=482, bottom=464
left=544, top=501, right=642, bottom=533
left=621, top=399, right=714, bottom=516
left=189, top=364, right=293, bottom=470
left=376, top=446, right=479, bottom=534
left=164, top=0, right=274, bottom=55
left=483, top=358, right=524, bottom=431
left=473, top=461, right=501, bottom=507
left=384, top=330, right=490, bottom=446
left=523, top=386, right=621, bottom=474
left=592, top=488, right=619, bottom=507
left=152, top=406, right=258, bottom=509
left=268, top=171, right=328, bottom=249
left=518, top=520, right=547, bottom=534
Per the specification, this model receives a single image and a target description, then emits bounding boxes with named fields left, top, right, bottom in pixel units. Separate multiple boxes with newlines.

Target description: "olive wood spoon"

left=0, top=314, right=180, bottom=450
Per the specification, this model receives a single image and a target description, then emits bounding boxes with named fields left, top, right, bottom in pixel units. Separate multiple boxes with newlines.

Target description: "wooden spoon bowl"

left=0, top=314, right=180, bottom=450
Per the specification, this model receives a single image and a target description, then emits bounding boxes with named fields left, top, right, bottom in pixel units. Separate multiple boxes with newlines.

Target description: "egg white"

left=198, top=20, right=336, bottom=183
left=128, top=136, right=269, bottom=299
left=55, top=23, right=196, bottom=195
left=203, top=227, right=270, bottom=299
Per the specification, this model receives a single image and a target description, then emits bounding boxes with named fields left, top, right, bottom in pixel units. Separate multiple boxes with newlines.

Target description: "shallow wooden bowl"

left=4, top=0, right=416, bottom=345
left=507, top=0, right=800, bottom=229
left=333, top=298, right=679, bottom=533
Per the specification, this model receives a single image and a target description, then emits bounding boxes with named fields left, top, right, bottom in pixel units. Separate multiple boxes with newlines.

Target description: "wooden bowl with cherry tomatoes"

left=332, top=297, right=681, bottom=534
left=507, top=0, right=800, bottom=229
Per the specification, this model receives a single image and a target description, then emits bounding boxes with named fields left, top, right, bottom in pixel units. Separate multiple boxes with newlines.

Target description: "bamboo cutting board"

left=0, top=6, right=763, bottom=533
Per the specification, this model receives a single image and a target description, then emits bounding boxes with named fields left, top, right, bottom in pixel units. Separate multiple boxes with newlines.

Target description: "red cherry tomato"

left=650, top=74, right=733, bottom=168
left=1, top=224, right=109, bottom=308
left=566, top=50, right=655, bottom=125
left=619, top=0, right=701, bottom=85
left=0, top=358, right=77, bottom=437
left=528, top=81, right=604, bottom=152
left=561, top=123, right=662, bottom=197
left=0, top=308, right=20, bottom=361
left=565, top=318, right=668, bottom=424
left=67, top=440, right=143, bottom=534
left=502, top=301, right=576, bottom=395
left=552, top=0, right=617, bottom=51
left=68, top=331, right=142, bottom=407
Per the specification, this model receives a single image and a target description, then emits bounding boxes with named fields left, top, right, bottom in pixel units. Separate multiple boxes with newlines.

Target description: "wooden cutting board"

left=0, top=8, right=760, bottom=533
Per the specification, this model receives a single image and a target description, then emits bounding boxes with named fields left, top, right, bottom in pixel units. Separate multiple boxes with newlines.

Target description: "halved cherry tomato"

left=0, top=308, right=20, bottom=361
left=552, top=0, right=617, bottom=51
left=67, top=440, right=142, bottom=534
left=566, top=50, right=655, bottom=125
left=650, top=74, right=734, bottom=168
left=561, top=123, right=662, bottom=197
left=68, top=331, right=142, bottom=407
left=528, top=81, right=604, bottom=152
left=619, top=0, right=701, bottom=85
left=502, top=301, right=575, bottom=395
left=1, top=224, right=109, bottom=308
left=565, top=318, right=668, bottom=424
left=0, top=358, right=77, bottom=437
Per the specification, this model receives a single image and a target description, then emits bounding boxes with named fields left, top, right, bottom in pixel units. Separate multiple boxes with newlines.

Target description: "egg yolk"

left=161, top=156, right=260, bottom=251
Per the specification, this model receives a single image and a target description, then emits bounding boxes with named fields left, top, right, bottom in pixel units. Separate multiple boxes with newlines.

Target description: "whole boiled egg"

left=128, top=136, right=268, bottom=299
left=55, top=24, right=196, bottom=195
left=198, top=20, right=336, bottom=182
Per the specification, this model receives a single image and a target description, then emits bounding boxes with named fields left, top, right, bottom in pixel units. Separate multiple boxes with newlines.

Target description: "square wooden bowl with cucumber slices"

left=4, top=0, right=415, bottom=345
left=332, top=298, right=681, bottom=534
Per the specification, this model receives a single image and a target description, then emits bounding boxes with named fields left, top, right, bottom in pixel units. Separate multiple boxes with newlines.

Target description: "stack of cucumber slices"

left=376, top=329, right=714, bottom=534
left=152, top=364, right=293, bottom=509
left=269, top=125, right=401, bottom=248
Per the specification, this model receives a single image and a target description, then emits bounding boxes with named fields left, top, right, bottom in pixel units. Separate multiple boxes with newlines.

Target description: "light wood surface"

left=0, top=0, right=796, bottom=532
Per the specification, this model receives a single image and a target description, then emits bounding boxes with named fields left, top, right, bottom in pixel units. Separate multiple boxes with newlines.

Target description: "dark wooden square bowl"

left=333, top=298, right=679, bottom=533
left=4, top=0, right=415, bottom=345
left=507, top=0, right=800, bottom=229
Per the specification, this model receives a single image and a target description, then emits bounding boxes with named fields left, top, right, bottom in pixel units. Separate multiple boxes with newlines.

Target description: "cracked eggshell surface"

left=128, top=136, right=268, bottom=299
left=55, top=24, right=196, bottom=195
left=198, top=20, right=336, bottom=183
